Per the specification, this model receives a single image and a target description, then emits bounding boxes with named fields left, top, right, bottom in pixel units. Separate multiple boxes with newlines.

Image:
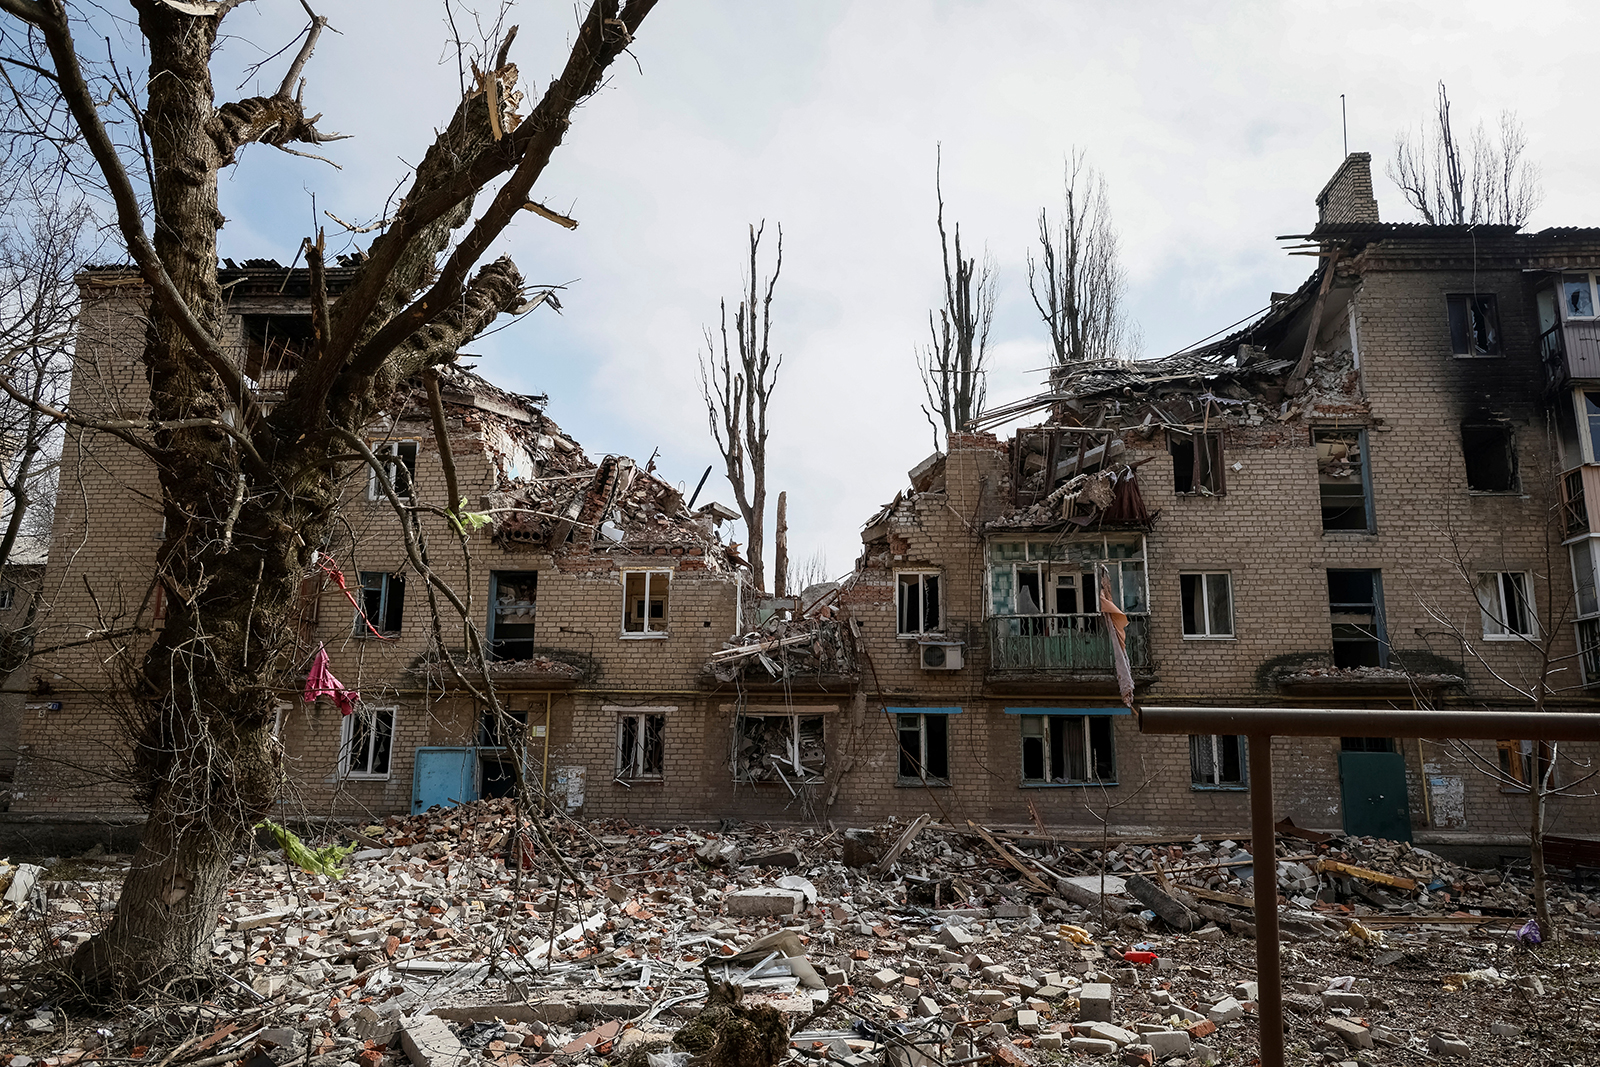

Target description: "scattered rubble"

left=3, top=806, right=1600, bottom=1066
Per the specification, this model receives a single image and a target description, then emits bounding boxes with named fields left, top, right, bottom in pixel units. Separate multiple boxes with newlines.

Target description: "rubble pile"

left=4, top=807, right=1600, bottom=1066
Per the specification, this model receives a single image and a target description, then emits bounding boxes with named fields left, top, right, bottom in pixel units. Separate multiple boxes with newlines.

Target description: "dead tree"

left=919, top=148, right=995, bottom=447
left=700, top=222, right=782, bottom=595
left=1389, top=82, right=1543, bottom=226
left=773, top=490, right=788, bottom=600
left=1028, top=149, right=1134, bottom=368
left=0, top=0, right=657, bottom=989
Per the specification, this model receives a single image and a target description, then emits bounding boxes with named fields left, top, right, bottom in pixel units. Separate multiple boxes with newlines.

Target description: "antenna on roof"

left=1340, top=94, right=1348, bottom=157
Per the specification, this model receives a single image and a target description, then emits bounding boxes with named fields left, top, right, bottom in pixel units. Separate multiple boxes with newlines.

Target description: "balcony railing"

left=989, top=613, right=1151, bottom=672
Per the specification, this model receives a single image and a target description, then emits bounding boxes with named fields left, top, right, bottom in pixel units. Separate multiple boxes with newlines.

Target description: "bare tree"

left=1028, top=149, right=1135, bottom=369
left=919, top=148, right=995, bottom=447
left=700, top=222, right=782, bottom=595
left=0, top=0, right=657, bottom=988
left=1389, top=82, right=1543, bottom=227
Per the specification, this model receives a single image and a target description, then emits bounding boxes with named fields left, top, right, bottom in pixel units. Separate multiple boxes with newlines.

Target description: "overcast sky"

left=187, top=0, right=1596, bottom=587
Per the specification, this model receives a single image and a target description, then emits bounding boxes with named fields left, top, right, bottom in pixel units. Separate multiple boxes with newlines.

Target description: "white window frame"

left=1190, top=734, right=1247, bottom=790
left=621, top=569, right=671, bottom=638
left=895, top=712, right=951, bottom=786
left=1179, top=571, right=1234, bottom=639
left=895, top=570, right=943, bottom=637
left=1562, top=272, right=1600, bottom=321
left=368, top=440, right=418, bottom=501
left=340, top=706, right=395, bottom=779
left=1477, top=571, right=1538, bottom=640
left=0, top=587, right=13, bottom=610
left=355, top=570, right=404, bottom=636
left=1019, top=714, right=1115, bottom=786
left=616, top=712, right=665, bottom=782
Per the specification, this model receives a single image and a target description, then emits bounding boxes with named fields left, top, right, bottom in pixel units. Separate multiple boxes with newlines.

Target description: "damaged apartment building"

left=11, top=152, right=1600, bottom=846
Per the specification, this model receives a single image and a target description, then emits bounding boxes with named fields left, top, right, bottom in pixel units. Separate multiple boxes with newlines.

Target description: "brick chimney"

left=1315, top=152, right=1380, bottom=226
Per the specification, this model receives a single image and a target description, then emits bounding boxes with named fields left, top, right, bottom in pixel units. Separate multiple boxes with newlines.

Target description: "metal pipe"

left=1249, top=734, right=1284, bottom=1067
left=1139, top=706, right=1600, bottom=741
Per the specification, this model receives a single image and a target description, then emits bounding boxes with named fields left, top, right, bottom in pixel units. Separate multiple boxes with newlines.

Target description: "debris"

left=1125, top=873, right=1199, bottom=932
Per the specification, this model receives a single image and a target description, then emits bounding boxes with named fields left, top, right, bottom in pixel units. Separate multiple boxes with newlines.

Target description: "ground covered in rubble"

left=3, top=801, right=1600, bottom=1066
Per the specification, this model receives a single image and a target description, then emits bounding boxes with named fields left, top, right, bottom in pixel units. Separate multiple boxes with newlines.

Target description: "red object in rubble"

left=1122, top=950, right=1159, bottom=965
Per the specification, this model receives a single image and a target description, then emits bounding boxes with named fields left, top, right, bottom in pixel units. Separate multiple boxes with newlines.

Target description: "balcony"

left=988, top=613, right=1151, bottom=672
left=1540, top=320, right=1600, bottom=385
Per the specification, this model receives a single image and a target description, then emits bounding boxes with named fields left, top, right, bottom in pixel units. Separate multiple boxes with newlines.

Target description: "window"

left=1180, top=572, right=1234, bottom=638
left=478, top=706, right=528, bottom=748
left=1190, top=735, right=1245, bottom=789
left=1171, top=432, right=1225, bottom=495
left=1328, top=569, right=1386, bottom=668
left=1020, top=714, right=1114, bottom=785
left=897, top=713, right=950, bottom=785
left=1573, top=541, right=1600, bottom=619
left=368, top=440, right=418, bottom=501
left=623, top=570, right=670, bottom=636
left=341, top=706, right=394, bottom=778
left=1477, top=572, right=1536, bottom=639
left=1315, top=428, right=1373, bottom=532
left=733, top=712, right=825, bottom=785
left=1562, top=470, right=1590, bottom=539
left=488, top=571, right=538, bottom=660
left=617, top=713, right=664, bottom=781
left=1341, top=737, right=1395, bottom=753
left=1461, top=424, right=1517, bottom=492
left=355, top=571, right=405, bottom=636
left=896, top=571, right=943, bottom=636
left=1447, top=293, right=1501, bottom=356
left=1498, top=739, right=1555, bottom=789
left=0, top=588, right=13, bottom=610
left=241, top=313, right=313, bottom=382
left=1563, top=273, right=1599, bottom=319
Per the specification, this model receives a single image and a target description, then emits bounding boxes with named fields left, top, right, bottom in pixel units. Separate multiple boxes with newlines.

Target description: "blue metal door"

left=412, top=747, right=478, bottom=814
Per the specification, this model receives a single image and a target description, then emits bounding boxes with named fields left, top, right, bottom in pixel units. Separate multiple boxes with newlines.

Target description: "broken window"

left=1170, top=432, right=1225, bottom=495
left=368, top=440, right=418, bottom=501
left=1447, top=293, right=1501, bottom=356
left=0, top=587, right=13, bottom=611
left=617, top=713, right=665, bottom=781
left=341, top=706, right=394, bottom=778
left=1190, top=734, right=1245, bottom=789
left=622, top=570, right=670, bottom=636
left=1315, top=428, right=1373, bottom=532
left=1581, top=618, right=1600, bottom=684
left=1328, top=569, right=1386, bottom=668
left=1498, top=739, right=1555, bottom=789
left=1564, top=273, right=1599, bottom=318
left=896, top=712, right=950, bottom=785
left=478, top=706, right=528, bottom=748
left=1477, top=572, right=1536, bottom=639
left=241, top=313, right=313, bottom=382
left=1019, top=714, right=1114, bottom=785
left=733, top=712, right=825, bottom=786
left=1562, top=470, right=1589, bottom=538
left=1179, top=572, right=1233, bottom=638
left=1571, top=542, right=1600, bottom=618
left=1461, top=423, right=1517, bottom=492
left=488, top=571, right=538, bottom=660
left=896, top=572, right=943, bottom=636
left=356, top=571, right=405, bottom=636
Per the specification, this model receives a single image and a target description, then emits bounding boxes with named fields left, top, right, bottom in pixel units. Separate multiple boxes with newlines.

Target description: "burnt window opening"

left=897, top=712, right=950, bottom=784
left=1447, top=293, right=1501, bottom=356
left=1328, top=568, right=1386, bottom=668
left=1315, top=428, right=1373, bottom=532
left=1462, top=423, right=1518, bottom=492
left=1171, top=432, right=1224, bottom=495
left=356, top=571, right=405, bottom=635
left=488, top=571, right=538, bottom=660
left=242, top=313, right=314, bottom=380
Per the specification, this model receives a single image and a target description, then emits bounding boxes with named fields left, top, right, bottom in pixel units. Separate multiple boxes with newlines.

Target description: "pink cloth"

left=304, top=643, right=360, bottom=716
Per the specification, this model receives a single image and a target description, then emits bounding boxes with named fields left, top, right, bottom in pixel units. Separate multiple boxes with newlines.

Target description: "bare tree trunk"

left=1028, top=149, right=1133, bottom=369
left=1530, top=744, right=1555, bottom=940
left=773, top=491, right=788, bottom=600
left=918, top=148, right=995, bottom=445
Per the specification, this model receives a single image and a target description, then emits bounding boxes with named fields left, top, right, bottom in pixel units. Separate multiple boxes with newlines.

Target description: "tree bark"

left=773, top=491, right=787, bottom=599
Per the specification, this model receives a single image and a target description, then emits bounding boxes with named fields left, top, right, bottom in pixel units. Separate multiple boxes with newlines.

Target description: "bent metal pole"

left=1138, top=706, right=1600, bottom=1067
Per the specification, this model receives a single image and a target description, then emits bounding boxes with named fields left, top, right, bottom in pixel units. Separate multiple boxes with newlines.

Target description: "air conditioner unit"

left=919, top=641, right=964, bottom=670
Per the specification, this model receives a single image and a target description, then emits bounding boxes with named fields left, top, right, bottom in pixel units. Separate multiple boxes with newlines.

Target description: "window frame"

left=1328, top=568, right=1388, bottom=668
left=1446, top=292, right=1502, bottom=357
left=1477, top=571, right=1538, bottom=641
left=895, top=712, right=951, bottom=786
left=1314, top=427, right=1375, bottom=533
left=616, top=712, right=665, bottom=782
left=340, top=705, right=396, bottom=779
left=1190, top=734, right=1247, bottom=790
left=1179, top=571, right=1235, bottom=639
left=355, top=570, right=405, bottom=636
left=1562, top=272, right=1600, bottom=321
left=1018, top=713, right=1116, bottom=787
left=0, top=587, right=13, bottom=611
left=1170, top=431, right=1226, bottom=496
left=1498, top=739, right=1556, bottom=792
left=621, top=569, right=671, bottom=639
left=1461, top=422, right=1519, bottom=494
left=368, top=439, right=419, bottom=501
left=895, top=570, right=944, bottom=638
left=487, top=570, right=539, bottom=660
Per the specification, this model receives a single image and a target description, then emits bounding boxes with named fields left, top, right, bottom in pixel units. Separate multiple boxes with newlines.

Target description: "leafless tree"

left=1028, top=149, right=1135, bottom=369
left=0, top=0, right=657, bottom=988
left=1389, top=82, right=1543, bottom=227
left=700, top=222, right=782, bottom=595
left=919, top=148, right=995, bottom=448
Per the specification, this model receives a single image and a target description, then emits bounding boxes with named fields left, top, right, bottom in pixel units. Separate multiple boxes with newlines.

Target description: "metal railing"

left=988, top=613, right=1150, bottom=671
